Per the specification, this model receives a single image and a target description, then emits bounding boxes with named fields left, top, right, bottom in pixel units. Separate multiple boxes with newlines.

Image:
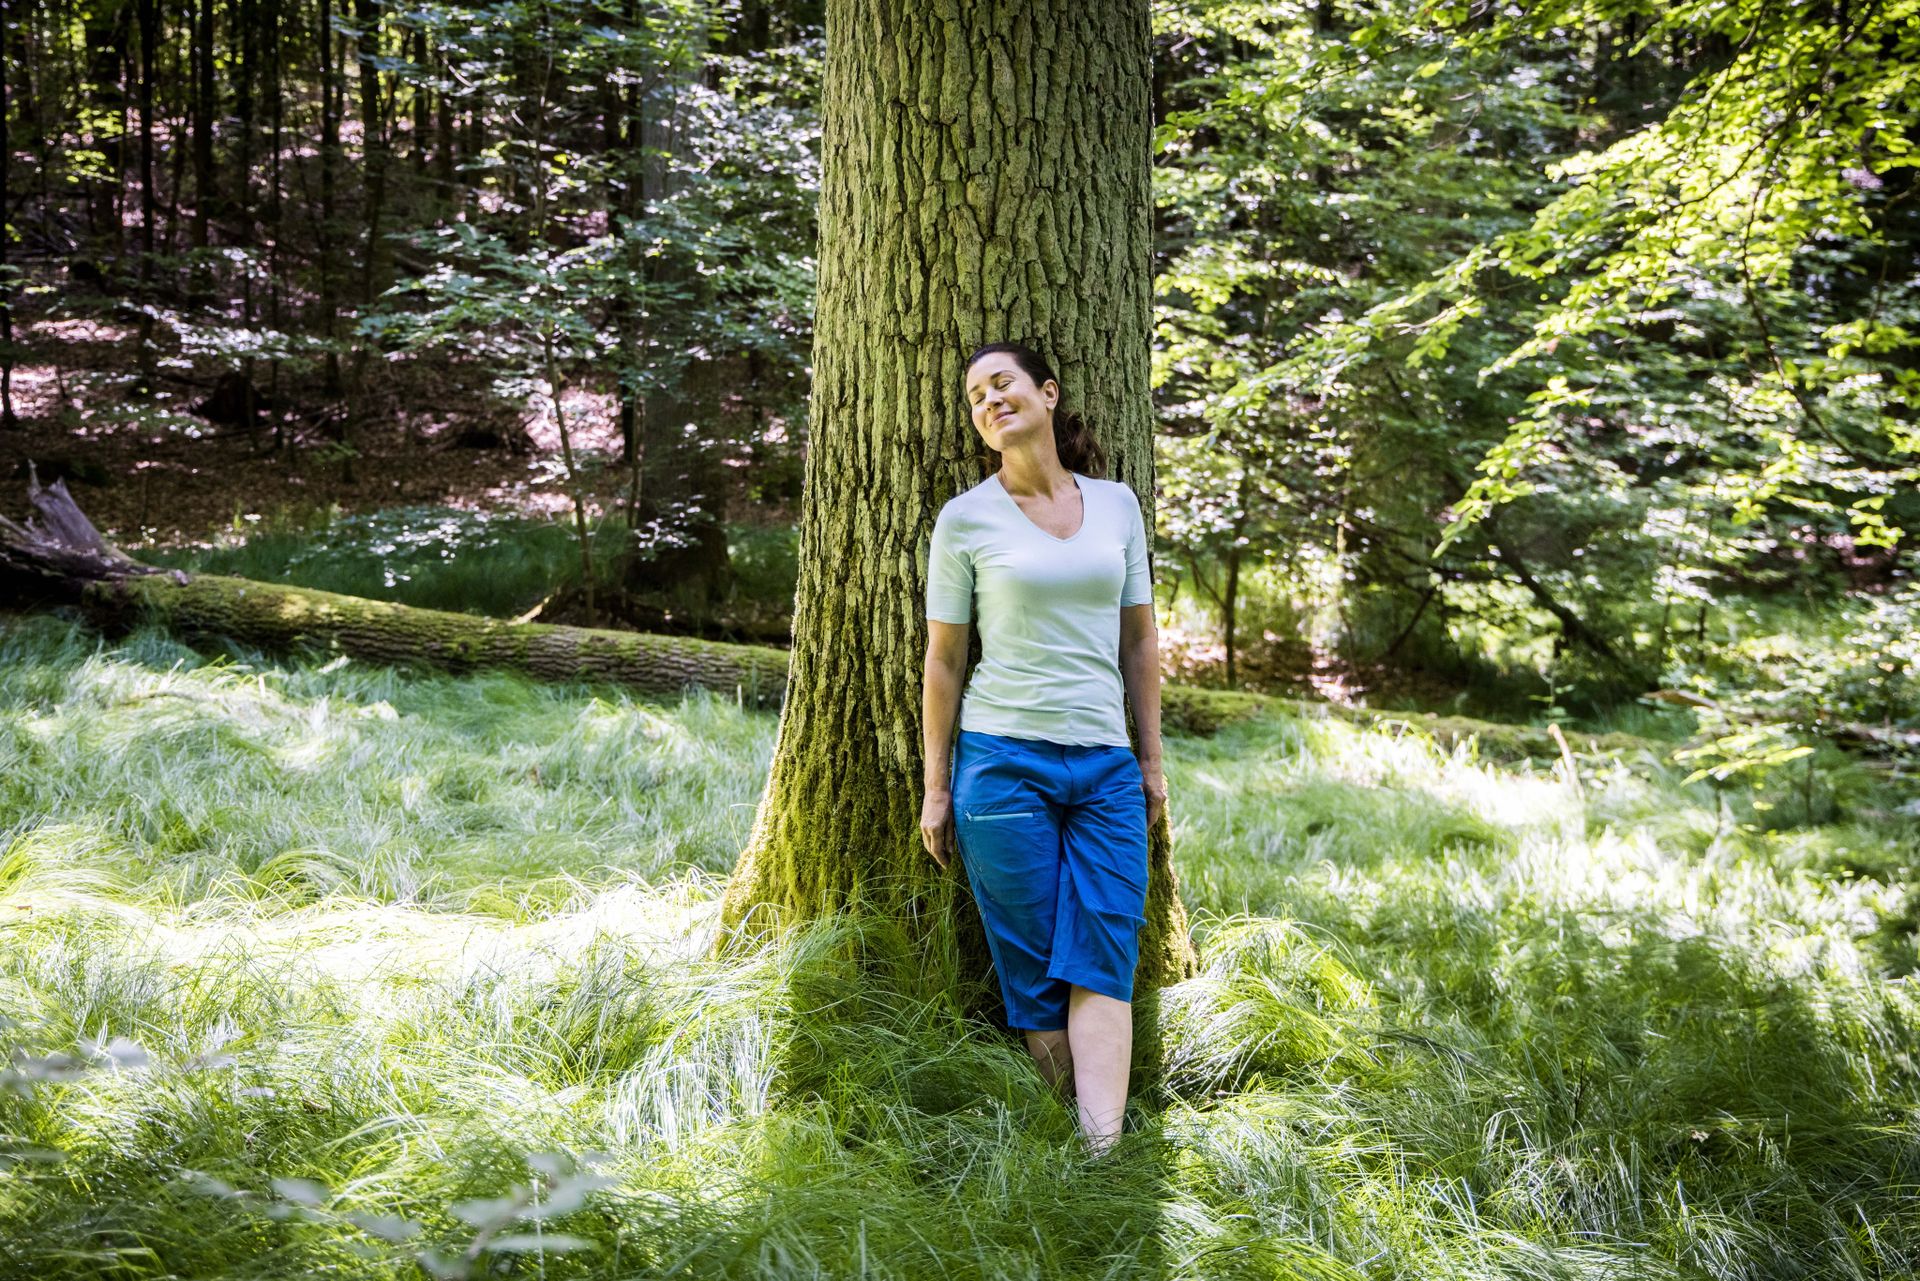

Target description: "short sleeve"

left=1120, top=491, right=1153, bottom=607
left=926, top=505, right=973, bottom=623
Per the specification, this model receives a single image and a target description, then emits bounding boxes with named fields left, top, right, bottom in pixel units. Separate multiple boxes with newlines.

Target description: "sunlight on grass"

left=2, top=613, right=1916, bottom=1279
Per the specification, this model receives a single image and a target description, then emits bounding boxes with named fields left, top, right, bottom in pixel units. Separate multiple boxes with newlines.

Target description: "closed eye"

left=968, top=376, right=1012, bottom=404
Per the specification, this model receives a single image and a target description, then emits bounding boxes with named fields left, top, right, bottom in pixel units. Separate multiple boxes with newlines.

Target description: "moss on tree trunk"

left=713, top=0, right=1198, bottom=1011
left=75, top=572, right=790, bottom=705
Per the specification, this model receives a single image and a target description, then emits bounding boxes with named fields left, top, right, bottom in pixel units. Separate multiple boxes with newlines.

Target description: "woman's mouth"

left=994, top=410, right=1014, bottom=423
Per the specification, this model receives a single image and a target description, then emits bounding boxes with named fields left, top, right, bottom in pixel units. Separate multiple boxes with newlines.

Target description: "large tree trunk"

left=0, top=477, right=790, bottom=706
left=713, top=0, right=1197, bottom=1009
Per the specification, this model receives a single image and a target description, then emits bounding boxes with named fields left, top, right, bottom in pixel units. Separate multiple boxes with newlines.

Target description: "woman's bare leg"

left=1024, top=1027, right=1074, bottom=1095
left=1067, top=985, right=1130, bottom=1156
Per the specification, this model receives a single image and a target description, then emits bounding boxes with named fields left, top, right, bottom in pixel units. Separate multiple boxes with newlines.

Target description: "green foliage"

left=365, top=1, right=818, bottom=401
left=1658, top=584, right=1920, bottom=824
left=1147, top=0, right=1917, bottom=742
left=1336, top=0, right=1920, bottom=551
left=1149, top=0, right=1608, bottom=694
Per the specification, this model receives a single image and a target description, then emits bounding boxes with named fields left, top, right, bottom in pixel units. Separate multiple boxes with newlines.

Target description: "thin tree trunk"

left=135, top=0, right=157, bottom=392
left=1223, top=543, right=1241, bottom=690
left=434, top=50, right=454, bottom=199
left=162, top=72, right=191, bottom=257
left=192, top=0, right=214, bottom=252
left=1222, top=473, right=1252, bottom=689
left=234, top=0, right=254, bottom=239
left=17, top=0, right=53, bottom=274
left=713, top=0, right=1195, bottom=1006
left=615, top=1, right=646, bottom=537
left=461, top=99, right=479, bottom=219
left=1183, top=547, right=1233, bottom=683
left=82, top=0, right=128, bottom=264
left=235, top=0, right=259, bottom=445
left=348, top=0, right=391, bottom=407
left=266, top=0, right=284, bottom=452
left=409, top=26, right=429, bottom=172
left=0, top=0, right=14, bottom=431
left=353, top=0, right=386, bottom=313
left=1487, top=524, right=1645, bottom=682
left=614, top=0, right=643, bottom=474
left=544, top=325, right=597, bottom=621
left=318, top=0, right=342, bottom=396
left=1378, top=583, right=1437, bottom=664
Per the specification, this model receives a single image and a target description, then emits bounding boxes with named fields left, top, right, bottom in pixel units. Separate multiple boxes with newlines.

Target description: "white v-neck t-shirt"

left=925, top=471, right=1154, bottom=747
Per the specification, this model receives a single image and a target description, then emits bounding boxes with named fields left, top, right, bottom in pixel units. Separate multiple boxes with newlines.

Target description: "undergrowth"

left=1, top=613, right=1915, bottom=1279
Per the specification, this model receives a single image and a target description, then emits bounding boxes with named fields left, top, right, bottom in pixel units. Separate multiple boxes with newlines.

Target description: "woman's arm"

left=1119, top=603, right=1168, bottom=832
left=920, top=619, right=970, bottom=868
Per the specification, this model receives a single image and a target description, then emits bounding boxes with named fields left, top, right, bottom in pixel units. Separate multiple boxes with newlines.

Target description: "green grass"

left=140, top=506, right=801, bottom=624
left=2, top=612, right=1916, bottom=1279
left=140, top=505, right=594, bottom=619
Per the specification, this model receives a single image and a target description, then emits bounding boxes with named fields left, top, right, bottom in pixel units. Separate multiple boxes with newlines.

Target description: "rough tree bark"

left=712, top=0, right=1200, bottom=1007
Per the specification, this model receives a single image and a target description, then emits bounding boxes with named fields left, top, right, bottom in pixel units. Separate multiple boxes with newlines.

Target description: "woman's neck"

left=997, top=443, right=1075, bottom=499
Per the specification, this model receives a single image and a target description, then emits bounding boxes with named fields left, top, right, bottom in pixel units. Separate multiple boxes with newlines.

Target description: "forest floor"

left=0, top=612, right=1914, bottom=1280
left=0, top=307, right=687, bottom=548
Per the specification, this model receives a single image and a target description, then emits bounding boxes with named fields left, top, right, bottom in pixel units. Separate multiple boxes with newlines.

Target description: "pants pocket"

left=965, top=808, right=1037, bottom=823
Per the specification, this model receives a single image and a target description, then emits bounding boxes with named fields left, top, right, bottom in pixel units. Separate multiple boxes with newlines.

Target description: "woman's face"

left=965, top=353, right=1058, bottom=453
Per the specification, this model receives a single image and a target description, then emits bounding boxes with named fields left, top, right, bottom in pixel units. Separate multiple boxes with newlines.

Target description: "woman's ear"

left=1043, top=378, right=1060, bottom=410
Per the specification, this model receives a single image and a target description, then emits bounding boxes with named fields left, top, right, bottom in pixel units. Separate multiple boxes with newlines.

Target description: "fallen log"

left=78, top=573, right=792, bottom=706
left=1, top=471, right=791, bottom=708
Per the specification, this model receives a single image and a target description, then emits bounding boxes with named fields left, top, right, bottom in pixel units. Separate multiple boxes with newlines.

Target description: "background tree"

left=1, top=0, right=14, bottom=429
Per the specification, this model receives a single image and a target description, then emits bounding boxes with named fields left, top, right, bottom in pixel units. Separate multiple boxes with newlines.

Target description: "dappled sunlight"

left=3, top=365, right=69, bottom=421
left=3, top=615, right=1916, bottom=1278
left=0, top=617, right=778, bottom=906
left=0, top=0, right=1910, bottom=1267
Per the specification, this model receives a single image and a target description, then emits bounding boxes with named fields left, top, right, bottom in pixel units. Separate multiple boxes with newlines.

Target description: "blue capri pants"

left=950, top=729, right=1150, bottom=1032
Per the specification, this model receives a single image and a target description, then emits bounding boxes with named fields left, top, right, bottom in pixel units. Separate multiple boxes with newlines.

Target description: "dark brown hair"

left=965, top=342, right=1108, bottom=479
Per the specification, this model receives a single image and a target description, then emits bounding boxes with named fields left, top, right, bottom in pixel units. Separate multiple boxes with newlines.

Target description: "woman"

left=919, top=341, right=1167, bottom=1159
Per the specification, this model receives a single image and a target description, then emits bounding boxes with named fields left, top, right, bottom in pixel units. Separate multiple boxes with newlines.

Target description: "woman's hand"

left=920, top=788, right=955, bottom=869
left=1140, top=756, right=1168, bottom=832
